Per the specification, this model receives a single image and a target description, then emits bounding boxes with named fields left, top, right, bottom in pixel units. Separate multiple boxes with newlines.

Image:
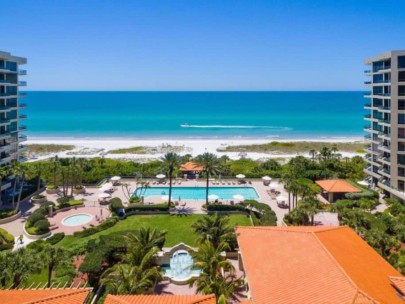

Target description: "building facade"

left=364, top=50, right=405, bottom=202
left=0, top=51, right=27, bottom=204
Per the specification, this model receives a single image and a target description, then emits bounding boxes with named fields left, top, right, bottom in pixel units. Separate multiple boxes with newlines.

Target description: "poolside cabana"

left=315, top=179, right=361, bottom=203
left=180, top=162, right=204, bottom=179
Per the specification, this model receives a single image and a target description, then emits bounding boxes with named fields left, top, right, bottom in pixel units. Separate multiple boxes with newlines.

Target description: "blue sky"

left=1, top=0, right=405, bottom=91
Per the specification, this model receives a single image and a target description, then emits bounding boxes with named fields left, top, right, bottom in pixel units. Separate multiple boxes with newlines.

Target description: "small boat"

left=180, top=123, right=190, bottom=128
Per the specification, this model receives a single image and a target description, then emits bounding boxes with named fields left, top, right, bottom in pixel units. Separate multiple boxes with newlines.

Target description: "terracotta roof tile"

left=180, top=162, right=204, bottom=172
left=236, top=226, right=404, bottom=304
left=390, top=276, right=405, bottom=296
left=104, top=294, right=216, bottom=304
left=0, top=288, right=91, bottom=304
left=315, top=180, right=361, bottom=193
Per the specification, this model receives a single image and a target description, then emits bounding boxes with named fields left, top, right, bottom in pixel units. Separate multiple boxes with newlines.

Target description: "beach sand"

left=25, top=137, right=365, bottom=162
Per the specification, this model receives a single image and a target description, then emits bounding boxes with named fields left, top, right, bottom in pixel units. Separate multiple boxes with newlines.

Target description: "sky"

left=1, top=0, right=405, bottom=91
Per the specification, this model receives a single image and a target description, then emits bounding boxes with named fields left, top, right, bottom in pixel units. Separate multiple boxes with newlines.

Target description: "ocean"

left=24, top=91, right=365, bottom=140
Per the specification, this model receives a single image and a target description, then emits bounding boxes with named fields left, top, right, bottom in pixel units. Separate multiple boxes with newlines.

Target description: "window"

left=399, top=181, right=405, bottom=192
left=399, top=86, right=405, bottom=97
left=399, top=167, right=405, bottom=177
left=399, top=71, right=405, bottom=82
left=398, top=56, right=405, bottom=69
left=399, top=100, right=405, bottom=110
left=399, top=114, right=405, bottom=124
left=399, top=142, right=405, bottom=151
left=399, top=128, right=405, bottom=138
left=399, top=155, right=405, bottom=165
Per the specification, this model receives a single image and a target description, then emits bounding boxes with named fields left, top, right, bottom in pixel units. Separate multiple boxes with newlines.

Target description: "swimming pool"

left=134, top=186, right=259, bottom=200
left=62, top=213, right=92, bottom=226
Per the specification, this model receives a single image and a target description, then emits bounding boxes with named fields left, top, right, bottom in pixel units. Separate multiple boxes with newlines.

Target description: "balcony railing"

left=364, top=70, right=371, bottom=74
left=364, top=134, right=371, bottom=139
left=19, top=125, right=27, bottom=131
left=378, top=106, right=390, bottom=111
left=379, top=119, right=391, bottom=124
left=364, top=92, right=371, bottom=97
left=364, top=81, right=371, bottom=85
left=374, top=79, right=391, bottom=84
left=374, top=93, right=391, bottom=97
left=19, top=114, right=27, bottom=119
left=364, top=114, right=371, bottom=119
left=364, top=103, right=372, bottom=108
left=19, top=103, right=27, bottom=108
left=18, top=81, right=27, bottom=86
left=18, top=70, right=27, bottom=76
left=19, top=92, right=27, bottom=97
left=18, top=135, right=27, bottom=142
left=373, top=66, right=391, bottom=72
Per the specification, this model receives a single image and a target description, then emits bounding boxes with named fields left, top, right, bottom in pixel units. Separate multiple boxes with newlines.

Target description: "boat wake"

left=180, top=124, right=291, bottom=130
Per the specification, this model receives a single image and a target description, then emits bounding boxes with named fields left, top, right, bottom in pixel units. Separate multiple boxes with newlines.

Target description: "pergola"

left=180, top=162, right=204, bottom=179
left=315, top=179, right=361, bottom=202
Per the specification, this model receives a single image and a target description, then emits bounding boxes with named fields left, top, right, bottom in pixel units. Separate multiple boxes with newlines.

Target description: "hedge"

left=25, top=203, right=52, bottom=235
left=46, top=232, right=65, bottom=245
left=0, top=208, right=17, bottom=219
left=73, top=217, right=119, bottom=238
left=55, top=199, right=84, bottom=210
left=243, top=200, right=277, bottom=226
left=56, top=196, right=73, bottom=205
left=125, top=203, right=169, bottom=213
left=344, top=180, right=379, bottom=200
left=206, top=204, right=247, bottom=212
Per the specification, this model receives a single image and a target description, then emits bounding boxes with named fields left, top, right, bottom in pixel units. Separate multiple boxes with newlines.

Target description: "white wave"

left=181, top=124, right=291, bottom=130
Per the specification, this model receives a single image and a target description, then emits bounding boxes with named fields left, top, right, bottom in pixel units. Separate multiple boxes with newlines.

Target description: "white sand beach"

left=25, top=137, right=365, bottom=162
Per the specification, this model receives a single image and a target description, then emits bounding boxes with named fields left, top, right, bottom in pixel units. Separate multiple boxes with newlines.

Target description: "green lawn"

left=57, top=214, right=251, bottom=249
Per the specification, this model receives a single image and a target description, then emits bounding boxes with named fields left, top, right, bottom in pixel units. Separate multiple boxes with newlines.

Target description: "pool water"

left=62, top=213, right=92, bottom=226
left=161, top=250, right=200, bottom=280
left=134, top=186, right=259, bottom=200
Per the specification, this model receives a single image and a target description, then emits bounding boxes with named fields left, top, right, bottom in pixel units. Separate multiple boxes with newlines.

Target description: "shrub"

left=27, top=211, right=46, bottom=226
left=243, top=200, right=277, bottom=226
left=344, top=181, right=379, bottom=200
left=0, top=228, right=14, bottom=243
left=125, top=203, right=169, bottom=213
left=56, top=196, right=73, bottom=205
left=0, top=208, right=17, bottom=219
left=47, top=184, right=57, bottom=190
left=207, top=204, right=246, bottom=212
left=33, top=219, right=50, bottom=234
left=32, top=194, right=46, bottom=200
left=73, top=217, right=119, bottom=238
left=26, top=239, right=47, bottom=252
left=46, top=232, right=65, bottom=245
left=0, top=243, right=14, bottom=251
left=129, top=196, right=141, bottom=203
left=109, top=198, right=124, bottom=214
left=56, top=199, right=84, bottom=210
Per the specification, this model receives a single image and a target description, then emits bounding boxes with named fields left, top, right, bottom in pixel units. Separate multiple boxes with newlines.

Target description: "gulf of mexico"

left=24, top=91, right=365, bottom=139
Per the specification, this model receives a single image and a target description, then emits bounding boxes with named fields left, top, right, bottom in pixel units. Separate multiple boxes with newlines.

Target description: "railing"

left=19, top=114, right=27, bottom=119
left=364, top=70, right=371, bottom=73
left=18, top=70, right=27, bottom=76
left=18, top=81, right=27, bottom=86
left=0, top=119, right=11, bottom=125
left=0, top=106, right=11, bottom=111
left=364, top=125, right=371, bottom=129
left=364, top=134, right=371, bottom=139
left=18, top=135, right=27, bottom=142
left=364, top=103, right=372, bottom=108
left=374, top=79, right=391, bottom=84
left=19, top=103, right=27, bottom=108
left=364, top=81, right=371, bottom=85
left=19, top=125, right=27, bottom=130
left=374, top=93, right=391, bottom=97
left=373, top=66, right=391, bottom=72
left=19, top=92, right=27, bottom=97
left=364, top=114, right=371, bottom=118
left=379, top=119, right=391, bottom=124
left=364, top=92, right=371, bottom=97
left=378, top=106, right=390, bottom=111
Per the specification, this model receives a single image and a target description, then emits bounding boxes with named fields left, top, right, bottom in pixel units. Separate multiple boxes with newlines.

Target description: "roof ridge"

left=236, top=226, right=343, bottom=233
left=105, top=295, right=130, bottom=304
left=389, top=276, right=405, bottom=281
left=24, top=288, right=90, bottom=304
left=192, top=294, right=217, bottom=303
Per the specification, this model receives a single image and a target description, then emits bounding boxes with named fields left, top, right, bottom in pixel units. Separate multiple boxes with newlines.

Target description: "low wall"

left=0, top=210, right=21, bottom=224
left=52, top=204, right=85, bottom=215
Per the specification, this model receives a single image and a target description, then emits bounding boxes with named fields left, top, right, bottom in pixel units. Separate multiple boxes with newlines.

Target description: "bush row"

left=206, top=204, right=247, bottom=212
left=45, top=232, right=65, bottom=245
left=55, top=199, right=84, bottom=210
left=125, top=203, right=169, bottom=213
left=73, top=217, right=119, bottom=238
left=344, top=180, right=379, bottom=200
left=25, top=203, right=53, bottom=235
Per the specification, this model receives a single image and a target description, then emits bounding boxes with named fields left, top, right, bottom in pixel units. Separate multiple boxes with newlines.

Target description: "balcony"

left=374, top=93, right=391, bottom=97
left=18, top=135, right=27, bottom=142
left=0, top=154, right=12, bottom=165
left=19, top=114, right=27, bottom=119
left=18, top=70, right=27, bottom=76
left=378, top=106, right=390, bottom=112
left=380, top=133, right=391, bottom=141
left=364, top=103, right=372, bottom=109
left=19, top=125, right=27, bottom=131
left=18, top=145, right=26, bottom=153
left=364, top=70, right=371, bottom=74
left=378, top=181, right=405, bottom=201
left=364, top=114, right=372, bottom=121
left=364, top=92, right=372, bottom=97
left=374, top=79, right=391, bottom=84
left=381, top=157, right=391, bottom=165
left=0, top=132, right=11, bottom=140
left=379, top=144, right=391, bottom=152
left=0, top=106, right=11, bottom=112
left=18, top=81, right=27, bottom=86
left=378, top=167, right=391, bottom=177
left=364, top=145, right=373, bottom=153
left=364, top=134, right=371, bottom=140
left=364, top=81, right=371, bottom=85
left=373, top=66, right=391, bottom=73
left=364, top=166, right=381, bottom=179
left=378, top=119, right=391, bottom=126
left=0, top=119, right=11, bottom=126
left=363, top=125, right=372, bottom=132
left=19, top=103, right=27, bottom=108
left=19, top=92, right=27, bottom=98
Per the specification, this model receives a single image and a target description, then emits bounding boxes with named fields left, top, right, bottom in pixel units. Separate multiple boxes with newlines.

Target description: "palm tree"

left=41, top=245, right=70, bottom=287
left=299, top=197, right=323, bottom=225
left=160, top=152, right=182, bottom=206
left=7, top=248, right=42, bottom=288
left=15, top=166, right=26, bottom=212
left=102, top=246, right=161, bottom=295
left=189, top=241, right=243, bottom=301
left=309, top=149, right=317, bottom=162
left=10, top=161, right=23, bottom=209
left=0, top=165, right=10, bottom=206
left=195, top=152, right=222, bottom=205
left=0, top=252, right=12, bottom=287
left=125, top=227, right=167, bottom=260
left=191, top=214, right=234, bottom=249
left=49, top=156, right=60, bottom=187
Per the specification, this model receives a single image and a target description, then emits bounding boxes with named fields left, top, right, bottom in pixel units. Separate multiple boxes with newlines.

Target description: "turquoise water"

left=62, top=213, right=92, bottom=226
left=23, top=91, right=364, bottom=139
left=161, top=251, right=200, bottom=280
left=134, top=186, right=259, bottom=200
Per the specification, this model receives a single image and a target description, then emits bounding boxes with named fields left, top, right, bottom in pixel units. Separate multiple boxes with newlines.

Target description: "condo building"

left=0, top=51, right=27, bottom=203
left=364, top=50, right=405, bottom=202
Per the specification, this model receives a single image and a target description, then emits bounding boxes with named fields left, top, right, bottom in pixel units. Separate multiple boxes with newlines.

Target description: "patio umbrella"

left=98, top=193, right=111, bottom=199
left=99, top=186, right=109, bottom=192
left=111, top=176, right=121, bottom=181
left=156, top=174, right=166, bottom=179
left=262, top=176, right=272, bottom=181
left=233, top=194, right=244, bottom=201
left=236, top=174, right=246, bottom=179
left=208, top=194, right=219, bottom=201
left=103, top=182, right=113, bottom=189
left=161, top=195, right=172, bottom=201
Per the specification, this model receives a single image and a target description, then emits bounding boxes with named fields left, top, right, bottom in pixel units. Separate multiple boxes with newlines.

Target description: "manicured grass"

left=57, top=214, right=251, bottom=248
left=25, top=268, right=48, bottom=286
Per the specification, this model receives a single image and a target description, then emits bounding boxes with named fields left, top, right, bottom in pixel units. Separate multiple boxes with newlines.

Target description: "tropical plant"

left=41, top=245, right=71, bottom=287
left=7, top=248, right=42, bottom=288
left=189, top=241, right=243, bottom=301
left=0, top=165, right=10, bottom=205
left=195, top=153, right=222, bottom=205
left=160, top=152, right=182, bottom=206
left=191, top=214, right=234, bottom=249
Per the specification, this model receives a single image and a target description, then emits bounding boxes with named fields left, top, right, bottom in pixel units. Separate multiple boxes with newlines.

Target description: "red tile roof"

left=0, top=288, right=91, bottom=304
left=104, top=294, right=216, bottom=304
left=315, top=179, right=361, bottom=193
left=180, top=162, right=204, bottom=172
left=236, top=226, right=404, bottom=304
left=390, top=276, right=405, bottom=297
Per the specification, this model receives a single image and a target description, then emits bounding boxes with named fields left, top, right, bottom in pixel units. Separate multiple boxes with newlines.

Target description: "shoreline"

left=25, top=137, right=366, bottom=162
